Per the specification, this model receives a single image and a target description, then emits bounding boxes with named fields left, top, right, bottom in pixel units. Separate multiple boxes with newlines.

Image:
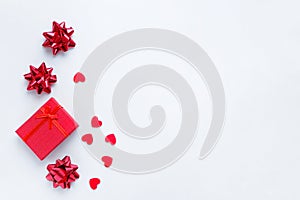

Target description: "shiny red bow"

left=46, top=156, right=79, bottom=189
left=24, top=62, right=57, bottom=94
left=43, top=21, right=76, bottom=55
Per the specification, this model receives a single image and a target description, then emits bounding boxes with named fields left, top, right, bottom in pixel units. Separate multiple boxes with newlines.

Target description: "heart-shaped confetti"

left=81, top=134, right=93, bottom=145
left=101, top=156, right=113, bottom=168
left=89, top=178, right=101, bottom=190
left=105, top=134, right=116, bottom=145
left=91, top=116, right=102, bottom=128
left=73, top=72, right=85, bottom=83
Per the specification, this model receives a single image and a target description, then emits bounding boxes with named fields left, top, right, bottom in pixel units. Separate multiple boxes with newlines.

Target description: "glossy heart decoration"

left=89, top=178, right=101, bottom=190
left=105, top=134, right=116, bottom=145
left=101, top=156, right=113, bottom=168
left=81, top=134, right=93, bottom=145
left=91, top=116, right=102, bottom=128
left=73, top=72, right=85, bottom=83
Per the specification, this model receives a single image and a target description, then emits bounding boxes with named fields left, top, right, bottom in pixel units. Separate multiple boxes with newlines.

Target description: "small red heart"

left=89, top=178, right=101, bottom=190
left=81, top=134, right=93, bottom=145
left=91, top=116, right=102, bottom=128
left=105, top=134, right=116, bottom=145
left=73, top=72, right=86, bottom=83
left=101, top=156, right=113, bottom=168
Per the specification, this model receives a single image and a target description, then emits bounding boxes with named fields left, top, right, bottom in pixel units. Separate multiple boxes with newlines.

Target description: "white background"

left=1, top=0, right=300, bottom=199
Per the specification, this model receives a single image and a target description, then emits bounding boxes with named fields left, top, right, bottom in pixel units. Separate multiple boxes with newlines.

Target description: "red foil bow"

left=46, top=156, right=79, bottom=189
left=43, top=21, right=76, bottom=55
left=24, top=62, right=57, bottom=94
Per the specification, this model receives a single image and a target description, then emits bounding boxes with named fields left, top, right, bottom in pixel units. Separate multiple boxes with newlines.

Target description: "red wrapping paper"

left=15, top=98, right=78, bottom=160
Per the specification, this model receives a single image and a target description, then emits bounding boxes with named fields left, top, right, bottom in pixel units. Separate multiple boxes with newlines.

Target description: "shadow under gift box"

left=15, top=98, right=78, bottom=160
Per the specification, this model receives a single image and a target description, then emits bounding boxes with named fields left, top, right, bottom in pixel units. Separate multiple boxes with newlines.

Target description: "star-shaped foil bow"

left=42, top=21, right=76, bottom=55
left=46, top=156, right=80, bottom=189
left=24, top=62, right=57, bottom=94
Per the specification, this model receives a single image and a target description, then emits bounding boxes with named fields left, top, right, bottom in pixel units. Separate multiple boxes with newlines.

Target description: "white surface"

left=1, top=0, right=300, bottom=199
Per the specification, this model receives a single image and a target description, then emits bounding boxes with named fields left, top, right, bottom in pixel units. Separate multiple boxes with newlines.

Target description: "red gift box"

left=16, top=98, right=78, bottom=160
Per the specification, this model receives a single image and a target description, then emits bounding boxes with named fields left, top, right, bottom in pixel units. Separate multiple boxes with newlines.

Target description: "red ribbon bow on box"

left=23, top=105, right=67, bottom=141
